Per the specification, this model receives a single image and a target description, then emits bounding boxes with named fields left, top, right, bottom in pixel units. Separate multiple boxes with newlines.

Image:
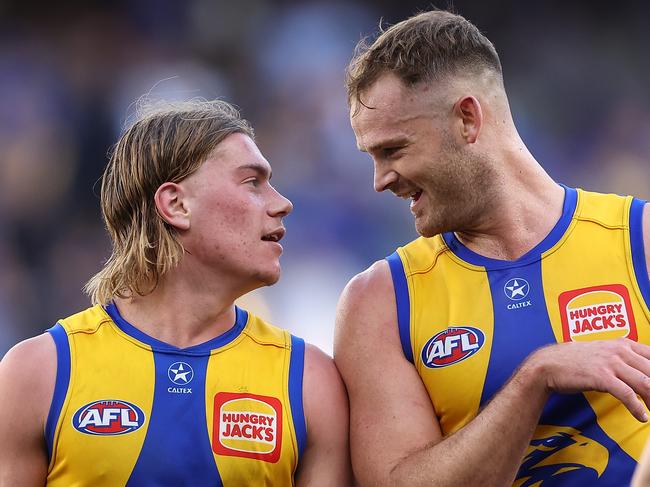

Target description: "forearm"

left=389, top=363, right=548, bottom=487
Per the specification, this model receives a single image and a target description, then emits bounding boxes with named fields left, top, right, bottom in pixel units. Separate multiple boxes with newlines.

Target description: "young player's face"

left=350, top=73, right=493, bottom=237
left=180, top=133, right=293, bottom=289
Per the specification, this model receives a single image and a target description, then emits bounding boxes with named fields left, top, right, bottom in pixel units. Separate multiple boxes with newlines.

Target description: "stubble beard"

left=415, top=140, right=497, bottom=238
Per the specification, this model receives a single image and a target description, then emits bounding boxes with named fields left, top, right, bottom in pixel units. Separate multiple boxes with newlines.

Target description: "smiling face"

left=350, top=73, right=496, bottom=237
left=176, top=133, right=293, bottom=291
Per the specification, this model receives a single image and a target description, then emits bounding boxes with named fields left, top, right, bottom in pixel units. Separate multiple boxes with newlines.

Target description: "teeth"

left=398, top=191, right=419, bottom=199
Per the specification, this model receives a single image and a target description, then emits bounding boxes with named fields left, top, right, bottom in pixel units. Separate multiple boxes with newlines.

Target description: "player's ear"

left=154, top=182, right=191, bottom=231
left=453, top=95, right=482, bottom=144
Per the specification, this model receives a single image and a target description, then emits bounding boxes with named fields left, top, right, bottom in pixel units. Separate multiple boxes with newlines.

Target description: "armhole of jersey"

left=45, top=323, right=71, bottom=463
left=630, top=198, right=650, bottom=309
left=386, top=252, right=414, bottom=363
left=288, top=335, right=307, bottom=462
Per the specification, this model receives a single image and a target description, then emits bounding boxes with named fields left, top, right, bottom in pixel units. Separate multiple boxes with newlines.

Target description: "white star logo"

left=168, top=362, right=194, bottom=385
left=504, top=278, right=530, bottom=301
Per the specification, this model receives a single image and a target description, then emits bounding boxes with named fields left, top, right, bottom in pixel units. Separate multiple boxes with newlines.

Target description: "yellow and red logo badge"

left=559, top=284, right=637, bottom=342
left=212, top=392, right=282, bottom=463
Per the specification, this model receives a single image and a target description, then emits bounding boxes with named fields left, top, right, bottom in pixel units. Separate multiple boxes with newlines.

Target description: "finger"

left=616, top=362, right=650, bottom=408
left=603, top=376, right=649, bottom=422
left=630, top=340, right=650, bottom=361
left=623, top=348, right=650, bottom=379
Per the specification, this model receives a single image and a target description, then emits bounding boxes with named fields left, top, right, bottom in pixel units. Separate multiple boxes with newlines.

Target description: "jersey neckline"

left=104, top=302, right=248, bottom=354
left=441, top=185, right=578, bottom=270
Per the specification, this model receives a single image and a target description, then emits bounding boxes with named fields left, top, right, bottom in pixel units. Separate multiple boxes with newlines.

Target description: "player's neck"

left=113, top=271, right=243, bottom=349
left=454, top=161, right=565, bottom=261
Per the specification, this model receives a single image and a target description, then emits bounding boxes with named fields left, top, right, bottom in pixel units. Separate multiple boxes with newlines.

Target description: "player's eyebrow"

left=361, top=136, right=409, bottom=154
left=237, top=163, right=273, bottom=180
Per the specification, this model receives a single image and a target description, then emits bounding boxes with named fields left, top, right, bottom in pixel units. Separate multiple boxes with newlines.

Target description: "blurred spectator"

left=1, top=0, right=649, bottom=356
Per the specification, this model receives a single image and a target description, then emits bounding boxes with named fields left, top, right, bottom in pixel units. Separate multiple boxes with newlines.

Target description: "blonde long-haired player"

left=0, top=100, right=351, bottom=486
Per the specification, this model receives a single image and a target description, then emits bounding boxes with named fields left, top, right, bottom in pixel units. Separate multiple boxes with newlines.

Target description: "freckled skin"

left=180, top=133, right=293, bottom=290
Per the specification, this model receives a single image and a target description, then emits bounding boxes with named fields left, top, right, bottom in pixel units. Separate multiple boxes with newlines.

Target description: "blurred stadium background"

left=1, top=0, right=649, bottom=356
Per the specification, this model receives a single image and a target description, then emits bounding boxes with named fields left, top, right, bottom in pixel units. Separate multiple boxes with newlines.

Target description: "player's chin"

left=256, top=265, right=282, bottom=287
left=414, top=217, right=438, bottom=238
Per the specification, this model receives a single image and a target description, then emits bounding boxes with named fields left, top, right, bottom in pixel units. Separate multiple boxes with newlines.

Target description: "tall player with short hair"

left=336, top=10, right=650, bottom=486
left=0, top=100, right=351, bottom=486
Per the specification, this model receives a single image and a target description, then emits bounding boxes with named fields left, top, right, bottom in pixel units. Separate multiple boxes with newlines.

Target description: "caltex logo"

left=168, top=361, right=194, bottom=385
left=504, top=278, right=530, bottom=301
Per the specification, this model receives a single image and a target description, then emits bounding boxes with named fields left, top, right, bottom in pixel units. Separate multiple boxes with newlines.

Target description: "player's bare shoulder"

left=0, top=333, right=56, bottom=485
left=302, top=343, right=348, bottom=419
left=297, top=343, right=352, bottom=486
left=0, top=333, right=57, bottom=427
left=642, top=203, right=650, bottom=274
left=334, top=259, right=402, bottom=368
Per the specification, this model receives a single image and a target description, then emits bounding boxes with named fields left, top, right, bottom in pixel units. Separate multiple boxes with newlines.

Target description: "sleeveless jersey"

left=387, top=187, right=650, bottom=486
left=44, top=303, right=306, bottom=486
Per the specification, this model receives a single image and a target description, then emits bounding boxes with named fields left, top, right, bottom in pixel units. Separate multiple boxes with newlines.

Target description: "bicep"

left=0, top=334, right=55, bottom=486
left=295, top=345, right=352, bottom=487
left=334, top=262, right=442, bottom=485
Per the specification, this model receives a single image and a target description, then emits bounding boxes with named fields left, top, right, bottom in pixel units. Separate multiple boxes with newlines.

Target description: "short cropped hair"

left=346, top=10, right=502, bottom=109
left=85, top=99, right=254, bottom=305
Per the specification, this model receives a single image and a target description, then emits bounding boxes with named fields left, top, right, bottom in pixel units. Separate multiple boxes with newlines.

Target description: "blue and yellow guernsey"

left=45, top=304, right=306, bottom=486
left=388, top=187, right=650, bottom=486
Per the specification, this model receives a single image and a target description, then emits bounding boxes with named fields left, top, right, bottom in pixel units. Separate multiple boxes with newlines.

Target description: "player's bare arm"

left=0, top=334, right=56, bottom=487
left=643, top=203, right=650, bottom=282
left=631, top=203, right=650, bottom=487
left=335, top=260, right=650, bottom=487
left=295, top=344, right=352, bottom=486
left=335, top=260, right=547, bottom=486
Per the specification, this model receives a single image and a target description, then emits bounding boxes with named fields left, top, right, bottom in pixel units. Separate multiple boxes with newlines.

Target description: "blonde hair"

left=85, top=99, right=254, bottom=305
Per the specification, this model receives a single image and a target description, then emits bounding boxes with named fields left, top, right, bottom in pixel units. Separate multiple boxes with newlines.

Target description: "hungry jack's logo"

left=212, top=392, right=282, bottom=463
left=559, top=284, right=637, bottom=342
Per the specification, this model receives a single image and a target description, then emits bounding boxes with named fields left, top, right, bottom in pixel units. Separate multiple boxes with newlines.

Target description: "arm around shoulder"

left=0, top=334, right=56, bottom=487
left=295, top=343, right=353, bottom=487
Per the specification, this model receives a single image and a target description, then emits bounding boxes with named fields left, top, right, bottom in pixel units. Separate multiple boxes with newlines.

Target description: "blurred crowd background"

left=1, top=0, right=649, bottom=356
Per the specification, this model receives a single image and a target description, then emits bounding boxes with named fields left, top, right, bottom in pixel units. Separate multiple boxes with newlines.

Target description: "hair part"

left=85, top=98, right=254, bottom=305
left=346, top=10, right=503, bottom=112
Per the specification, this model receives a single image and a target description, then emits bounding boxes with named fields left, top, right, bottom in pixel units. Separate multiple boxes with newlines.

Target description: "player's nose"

left=373, top=163, right=398, bottom=193
left=269, top=186, right=293, bottom=217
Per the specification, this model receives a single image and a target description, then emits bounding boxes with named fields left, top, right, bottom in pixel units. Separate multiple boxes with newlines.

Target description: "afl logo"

left=72, top=400, right=146, bottom=436
left=421, top=327, right=485, bottom=368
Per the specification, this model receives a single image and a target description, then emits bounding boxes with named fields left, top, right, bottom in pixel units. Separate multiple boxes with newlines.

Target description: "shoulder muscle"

left=0, top=333, right=57, bottom=429
left=643, top=203, right=650, bottom=274
left=334, top=260, right=442, bottom=485
left=0, top=333, right=57, bottom=485
left=297, top=344, right=352, bottom=486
